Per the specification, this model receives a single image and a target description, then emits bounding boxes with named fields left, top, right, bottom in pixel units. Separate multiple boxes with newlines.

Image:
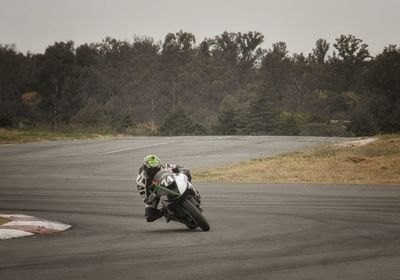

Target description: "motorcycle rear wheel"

left=182, top=199, right=210, bottom=231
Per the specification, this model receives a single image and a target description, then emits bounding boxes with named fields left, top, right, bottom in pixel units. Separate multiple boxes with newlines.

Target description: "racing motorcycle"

left=147, top=170, right=210, bottom=231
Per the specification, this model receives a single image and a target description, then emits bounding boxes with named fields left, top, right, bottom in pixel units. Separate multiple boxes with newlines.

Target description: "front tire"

left=182, top=199, right=210, bottom=231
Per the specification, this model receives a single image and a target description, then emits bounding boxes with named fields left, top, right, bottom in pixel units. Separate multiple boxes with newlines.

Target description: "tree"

left=159, top=107, right=206, bottom=136
left=290, top=52, right=311, bottom=111
left=364, top=45, right=400, bottom=132
left=236, top=31, right=264, bottom=69
left=76, top=43, right=98, bottom=67
left=38, top=41, right=76, bottom=126
left=311, top=39, right=330, bottom=64
left=162, top=30, right=196, bottom=62
left=214, top=108, right=238, bottom=135
left=246, top=91, right=279, bottom=135
left=258, top=42, right=291, bottom=106
left=328, top=35, right=371, bottom=92
left=349, top=102, right=378, bottom=136
left=333, top=34, right=370, bottom=63
left=161, top=31, right=197, bottom=109
left=71, top=96, right=136, bottom=133
left=1, top=32, right=399, bottom=136
left=212, top=31, right=239, bottom=65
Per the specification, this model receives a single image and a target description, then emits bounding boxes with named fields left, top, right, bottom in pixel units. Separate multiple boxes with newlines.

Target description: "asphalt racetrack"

left=1, top=136, right=399, bottom=280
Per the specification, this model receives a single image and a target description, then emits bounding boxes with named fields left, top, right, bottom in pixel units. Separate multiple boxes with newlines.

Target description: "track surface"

left=1, top=136, right=399, bottom=279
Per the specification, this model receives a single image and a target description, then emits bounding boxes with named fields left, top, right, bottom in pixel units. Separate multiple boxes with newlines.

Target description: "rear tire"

left=182, top=199, right=210, bottom=231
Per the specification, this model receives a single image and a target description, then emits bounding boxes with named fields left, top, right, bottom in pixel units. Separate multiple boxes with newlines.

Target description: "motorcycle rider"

left=136, top=154, right=196, bottom=222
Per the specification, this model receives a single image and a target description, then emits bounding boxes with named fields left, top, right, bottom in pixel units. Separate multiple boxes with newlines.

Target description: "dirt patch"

left=193, top=134, right=400, bottom=185
left=346, top=156, right=367, bottom=163
left=337, top=137, right=378, bottom=147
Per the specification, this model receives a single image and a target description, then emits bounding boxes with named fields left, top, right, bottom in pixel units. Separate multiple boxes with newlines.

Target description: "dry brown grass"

left=193, top=135, right=400, bottom=185
left=0, top=217, right=10, bottom=226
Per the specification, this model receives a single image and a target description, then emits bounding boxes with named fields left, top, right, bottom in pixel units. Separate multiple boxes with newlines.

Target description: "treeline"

left=0, top=31, right=399, bottom=136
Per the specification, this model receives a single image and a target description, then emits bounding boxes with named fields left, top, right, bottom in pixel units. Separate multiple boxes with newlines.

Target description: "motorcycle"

left=147, top=170, right=210, bottom=231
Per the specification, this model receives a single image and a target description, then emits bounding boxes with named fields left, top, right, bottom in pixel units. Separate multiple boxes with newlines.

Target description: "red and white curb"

left=0, top=214, right=71, bottom=240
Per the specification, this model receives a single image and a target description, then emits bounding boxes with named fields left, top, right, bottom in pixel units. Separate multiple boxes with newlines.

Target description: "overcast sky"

left=1, top=0, right=399, bottom=55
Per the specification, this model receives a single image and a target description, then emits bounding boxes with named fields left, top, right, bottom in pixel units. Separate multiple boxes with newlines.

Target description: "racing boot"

left=145, top=207, right=163, bottom=222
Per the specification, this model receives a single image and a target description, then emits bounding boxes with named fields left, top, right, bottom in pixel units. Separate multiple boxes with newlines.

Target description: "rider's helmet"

left=143, top=154, right=162, bottom=177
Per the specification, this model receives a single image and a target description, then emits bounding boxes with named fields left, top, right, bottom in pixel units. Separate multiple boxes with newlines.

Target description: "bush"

left=349, top=104, right=378, bottom=136
left=159, top=107, right=207, bottom=136
left=273, top=111, right=312, bottom=135
left=299, top=122, right=353, bottom=137
left=70, top=97, right=136, bottom=133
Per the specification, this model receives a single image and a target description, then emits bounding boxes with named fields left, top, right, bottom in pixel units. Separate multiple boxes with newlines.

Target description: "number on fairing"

left=161, top=175, right=174, bottom=187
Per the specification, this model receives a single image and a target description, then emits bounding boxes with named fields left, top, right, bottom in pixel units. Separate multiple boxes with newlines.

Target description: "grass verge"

left=193, top=134, right=400, bottom=185
left=0, top=217, right=10, bottom=226
left=0, top=129, right=117, bottom=144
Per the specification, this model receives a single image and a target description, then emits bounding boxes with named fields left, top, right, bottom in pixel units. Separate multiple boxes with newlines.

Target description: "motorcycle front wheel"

left=182, top=199, right=210, bottom=231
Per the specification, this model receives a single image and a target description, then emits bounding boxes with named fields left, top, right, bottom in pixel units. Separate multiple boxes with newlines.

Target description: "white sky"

left=1, top=0, right=399, bottom=55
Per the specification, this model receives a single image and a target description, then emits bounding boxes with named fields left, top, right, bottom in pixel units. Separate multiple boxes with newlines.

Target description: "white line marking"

left=97, top=141, right=178, bottom=156
left=207, top=136, right=232, bottom=140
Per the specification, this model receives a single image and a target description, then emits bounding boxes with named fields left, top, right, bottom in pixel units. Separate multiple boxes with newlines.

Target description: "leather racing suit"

left=136, top=163, right=194, bottom=222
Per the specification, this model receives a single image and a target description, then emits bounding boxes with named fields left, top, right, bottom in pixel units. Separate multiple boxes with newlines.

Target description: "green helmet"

left=143, top=155, right=161, bottom=177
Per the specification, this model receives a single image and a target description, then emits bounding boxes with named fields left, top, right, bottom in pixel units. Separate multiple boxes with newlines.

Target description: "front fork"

left=161, top=191, right=203, bottom=224
left=187, top=188, right=203, bottom=212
